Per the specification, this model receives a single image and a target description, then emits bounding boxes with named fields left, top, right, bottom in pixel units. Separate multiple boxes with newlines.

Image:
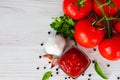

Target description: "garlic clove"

left=44, top=35, right=66, bottom=56
left=43, top=54, right=53, bottom=61
left=51, top=58, right=60, bottom=68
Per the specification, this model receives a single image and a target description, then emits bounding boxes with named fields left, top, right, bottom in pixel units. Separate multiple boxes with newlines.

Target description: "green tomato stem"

left=93, top=17, right=105, bottom=26
left=102, top=0, right=111, bottom=6
left=106, top=20, right=111, bottom=38
left=108, top=17, right=118, bottom=20
left=95, top=0, right=105, bottom=17
left=73, top=0, right=86, bottom=10
left=95, top=0, right=112, bottom=38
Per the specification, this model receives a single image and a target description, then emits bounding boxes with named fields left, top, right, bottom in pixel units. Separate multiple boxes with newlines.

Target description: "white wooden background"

left=0, top=0, right=120, bottom=80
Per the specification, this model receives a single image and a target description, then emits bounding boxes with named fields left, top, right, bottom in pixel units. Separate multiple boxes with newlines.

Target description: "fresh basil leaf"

left=94, top=62, right=108, bottom=79
left=42, top=71, right=52, bottom=80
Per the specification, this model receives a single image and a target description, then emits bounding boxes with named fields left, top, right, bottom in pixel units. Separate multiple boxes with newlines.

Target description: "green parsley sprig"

left=50, top=15, right=76, bottom=40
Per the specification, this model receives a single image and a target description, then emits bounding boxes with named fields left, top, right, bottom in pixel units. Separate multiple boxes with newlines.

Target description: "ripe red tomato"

left=114, top=22, right=120, bottom=33
left=63, top=0, right=92, bottom=20
left=74, top=18, right=105, bottom=48
left=58, top=47, right=90, bottom=78
left=93, top=0, right=119, bottom=17
left=114, top=0, right=120, bottom=8
left=98, top=35, right=120, bottom=60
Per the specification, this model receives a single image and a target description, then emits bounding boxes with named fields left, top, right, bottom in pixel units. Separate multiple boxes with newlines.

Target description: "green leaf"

left=65, top=17, right=75, bottom=26
left=94, top=62, right=108, bottom=79
left=50, top=15, right=76, bottom=40
left=42, top=71, right=52, bottom=80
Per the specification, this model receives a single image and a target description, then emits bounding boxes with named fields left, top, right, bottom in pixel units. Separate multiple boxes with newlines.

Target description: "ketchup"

left=58, top=46, right=91, bottom=78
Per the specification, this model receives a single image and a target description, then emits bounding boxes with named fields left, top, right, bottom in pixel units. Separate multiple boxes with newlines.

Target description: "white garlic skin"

left=45, top=35, right=66, bottom=56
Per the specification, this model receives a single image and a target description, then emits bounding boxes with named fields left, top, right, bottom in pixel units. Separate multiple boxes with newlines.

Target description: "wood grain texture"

left=0, top=0, right=120, bottom=80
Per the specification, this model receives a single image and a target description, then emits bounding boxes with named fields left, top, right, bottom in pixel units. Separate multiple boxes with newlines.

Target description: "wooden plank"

left=0, top=0, right=120, bottom=80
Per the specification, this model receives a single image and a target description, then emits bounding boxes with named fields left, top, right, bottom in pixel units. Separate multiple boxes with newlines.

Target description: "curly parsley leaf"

left=50, top=15, right=76, bottom=40
left=94, top=62, right=108, bottom=79
left=42, top=71, right=52, bottom=80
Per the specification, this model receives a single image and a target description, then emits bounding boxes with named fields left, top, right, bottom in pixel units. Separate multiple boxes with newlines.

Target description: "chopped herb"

left=50, top=15, right=76, bottom=40
left=94, top=62, right=108, bottom=79
left=42, top=71, right=52, bottom=80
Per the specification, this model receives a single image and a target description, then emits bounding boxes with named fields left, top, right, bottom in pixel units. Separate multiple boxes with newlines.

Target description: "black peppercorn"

left=88, top=74, right=92, bottom=77
left=56, top=72, right=59, bottom=75
left=51, top=74, right=53, bottom=77
left=48, top=31, right=51, bottom=34
left=68, top=76, right=70, bottom=79
left=65, top=77, right=67, bottom=79
left=48, top=61, right=51, bottom=64
left=117, top=77, right=120, bottom=79
left=36, top=67, right=39, bottom=70
left=56, top=68, right=59, bottom=71
left=82, top=73, right=84, bottom=76
left=107, top=64, right=110, bottom=67
left=88, top=78, right=90, bottom=80
left=93, top=48, right=96, bottom=51
left=39, top=56, right=42, bottom=59
left=43, top=67, right=46, bottom=69
left=40, top=43, right=44, bottom=46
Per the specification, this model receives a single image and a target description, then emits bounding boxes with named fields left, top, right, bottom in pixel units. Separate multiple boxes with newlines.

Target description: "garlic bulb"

left=44, top=35, right=66, bottom=56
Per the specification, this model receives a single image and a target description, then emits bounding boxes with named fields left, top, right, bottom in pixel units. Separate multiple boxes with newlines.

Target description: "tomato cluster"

left=63, top=0, right=120, bottom=61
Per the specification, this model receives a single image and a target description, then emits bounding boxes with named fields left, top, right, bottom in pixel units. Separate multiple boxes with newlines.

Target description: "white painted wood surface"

left=0, top=0, right=120, bottom=80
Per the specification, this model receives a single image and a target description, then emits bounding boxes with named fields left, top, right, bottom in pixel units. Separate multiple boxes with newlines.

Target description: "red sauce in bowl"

left=58, top=46, right=91, bottom=78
